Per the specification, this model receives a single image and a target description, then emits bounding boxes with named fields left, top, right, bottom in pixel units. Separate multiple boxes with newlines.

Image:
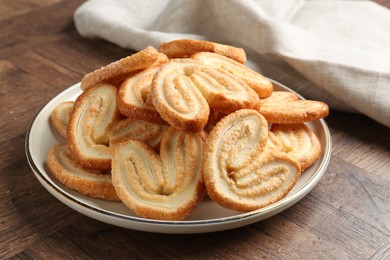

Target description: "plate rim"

left=25, top=80, right=332, bottom=232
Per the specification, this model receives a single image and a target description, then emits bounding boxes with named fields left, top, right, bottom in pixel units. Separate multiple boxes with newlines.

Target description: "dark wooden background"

left=1, top=0, right=389, bottom=259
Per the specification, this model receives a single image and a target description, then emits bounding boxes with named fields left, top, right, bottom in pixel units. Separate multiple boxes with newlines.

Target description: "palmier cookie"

left=80, top=46, right=167, bottom=91
left=47, top=144, right=119, bottom=201
left=151, top=58, right=260, bottom=132
left=112, top=127, right=206, bottom=220
left=192, top=52, right=273, bottom=98
left=203, top=109, right=301, bottom=212
left=260, top=91, right=299, bottom=105
left=266, top=123, right=321, bottom=170
left=117, top=66, right=166, bottom=124
left=67, top=84, right=121, bottom=170
left=50, top=101, right=74, bottom=138
left=159, top=39, right=246, bottom=64
left=259, top=99, right=329, bottom=124
left=109, top=118, right=168, bottom=149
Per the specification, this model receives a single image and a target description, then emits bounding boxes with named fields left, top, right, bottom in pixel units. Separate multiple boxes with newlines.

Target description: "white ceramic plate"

left=26, top=80, right=331, bottom=234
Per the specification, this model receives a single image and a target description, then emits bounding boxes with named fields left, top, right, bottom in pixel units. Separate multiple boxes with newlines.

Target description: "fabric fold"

left=74, top=0, right=390, bottom=128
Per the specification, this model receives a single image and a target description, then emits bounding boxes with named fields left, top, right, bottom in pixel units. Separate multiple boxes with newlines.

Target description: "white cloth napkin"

left=74, top=0, right=390, bottom=128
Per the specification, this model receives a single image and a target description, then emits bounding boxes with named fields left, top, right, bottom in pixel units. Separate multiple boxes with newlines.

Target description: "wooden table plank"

left=6, top=155, right=389, bottom=259
left=33, top=32, right=131, bottom=77
left=0, top=0, right=62, bottom=21
left=326, top=112, right=390, bottom=179
left=0, top=159, right=82, bottom=259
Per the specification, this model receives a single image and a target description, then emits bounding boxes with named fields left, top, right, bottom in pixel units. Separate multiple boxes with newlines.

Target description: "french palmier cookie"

left=259, top=99, right=329, bottom=124
left=111, top=128, right=206, bottom=220
left=203, top=109, right=301, bottom=212
left=117, top=66, right=166, bottom=124
left=80, top=46, right=167, bottom=91
left=192, top=52, right=273, bottom=98
left=267, top=123, right=321, bottom=171
left=47, top=144, right=119, bottom=201
left=259, top=91, right=299, bottom=105
left=109, top=118, right=168, bottom=149
left=151, top=58, right=260, bottom=132
left=159, top=39, right=246, bottom=64
left=67, top=83, right=121, bottom=170
left=50, top=101, right=74, bottom=138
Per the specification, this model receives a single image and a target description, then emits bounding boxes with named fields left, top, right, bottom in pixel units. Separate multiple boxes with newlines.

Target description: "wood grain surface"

left=1, top=0, right=389, bottom=259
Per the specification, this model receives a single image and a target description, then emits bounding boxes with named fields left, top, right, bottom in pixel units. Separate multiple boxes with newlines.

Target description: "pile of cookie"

left=47, top=39, right=329, bottom=220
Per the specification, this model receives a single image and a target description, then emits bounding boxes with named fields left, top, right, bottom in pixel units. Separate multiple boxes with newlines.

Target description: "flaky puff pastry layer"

left=259, top=99, right=329, bottom=124
left=117, top=66, right=167, bottom=125
left=203, top=109, right=301, bottom=212
left=80, top=46, right=168, bottom=91
left=151, top=59, right=260, bottom=132
left=259, top=90, right=329, bottom=123
left=109, top=118, right=168, bottom=149
left=50, top=101, right=74, bottom=138
left=159, top=39, right=247, bottom=64
left=259, top=91, right=299, bottom=105
left=111, top=128, right=206, bottom=220
left=267, top=123, right=321, bottom=171
left=47, top=144, right=120, bottom=201
left=192, top=52, right=273, bottom=98
left=67, top=84, right=121, bottom=171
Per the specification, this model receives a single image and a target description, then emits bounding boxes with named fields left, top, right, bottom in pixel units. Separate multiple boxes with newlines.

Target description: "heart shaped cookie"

left=192, top=52, right=273, bottom=98
left=159, top=39, right=246, bottom=63
left=267, top=123, right=321, bottom=170
left=67, top=84, right=121, bottom=170
left=112, top=127, right=206, bottom=220
left=151, top=59, right=260, bottom=132
left=117, top=65, right=167, bottom=125
left=203, top=109, right=301, bottom=212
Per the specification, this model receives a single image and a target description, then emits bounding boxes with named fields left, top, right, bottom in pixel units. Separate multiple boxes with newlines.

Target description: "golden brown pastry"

left=67, top=84, right=121, bottom=170
left=159, top=39, right=247, bottom=63
left=259, top=99, right=329, bottom=124
left=45, top=39, right=332, bottom=221
left=267, top=123, right=321, bottom=170
left=151, top=58, right=260, bottom=132
left=117, top=66, right=166, bottom=124
left=47, top=144, right=119, bottom=201
left=80, top=46, right=167, bottom=91
left=192, top=52, right=273, bottom=98
left=260, top=90, right=299, bottom=105
left=109, top=118, right=168, bottom=149
left=203, top=109, right=301, bottom=212
left=50, top=101, right=74, bottom=138
left=111, top=128, right=206, bottom=220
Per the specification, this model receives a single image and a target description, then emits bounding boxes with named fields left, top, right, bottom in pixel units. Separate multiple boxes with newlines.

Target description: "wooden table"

left=1, top=0, right=389, bottom=258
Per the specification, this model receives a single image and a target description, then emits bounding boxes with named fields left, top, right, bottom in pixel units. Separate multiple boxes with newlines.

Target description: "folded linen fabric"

left=74, top=0, right=390, bottom=128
